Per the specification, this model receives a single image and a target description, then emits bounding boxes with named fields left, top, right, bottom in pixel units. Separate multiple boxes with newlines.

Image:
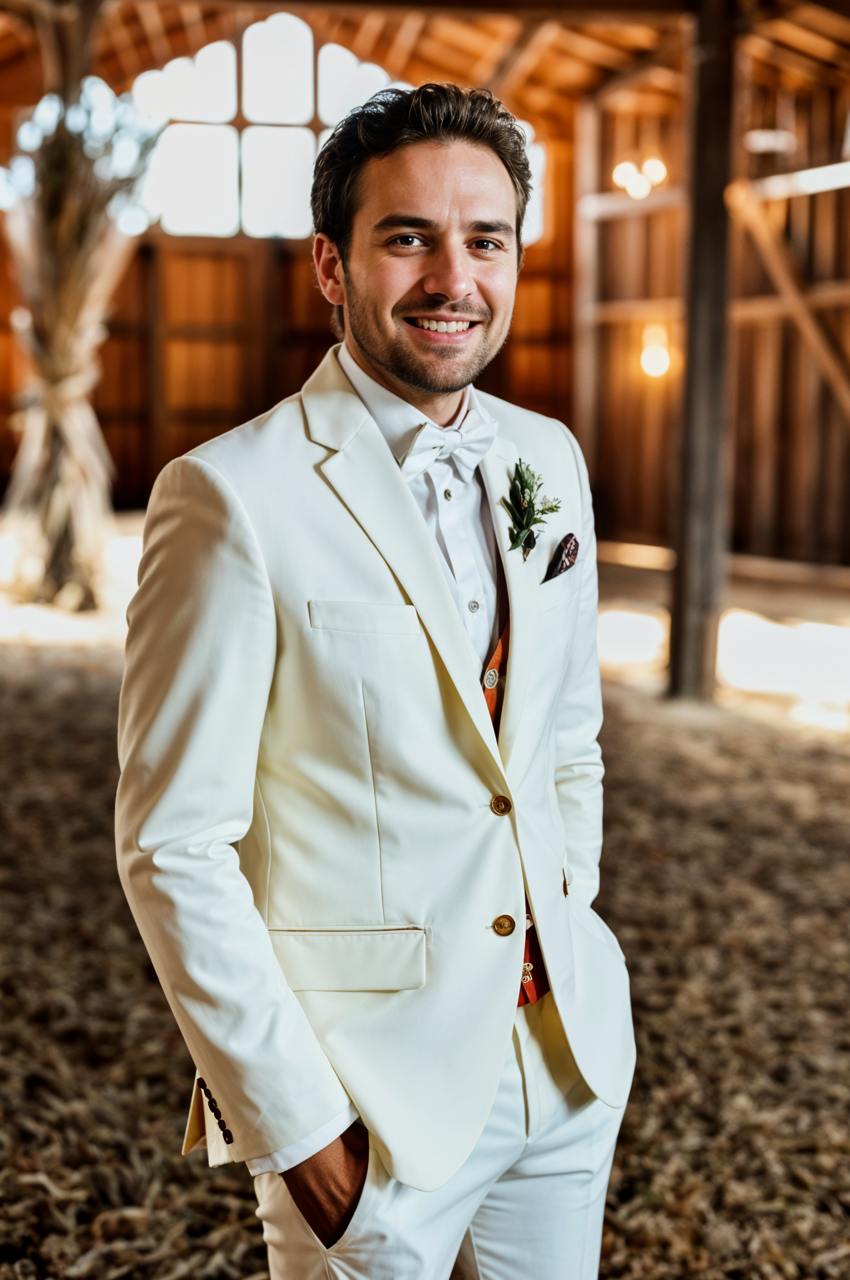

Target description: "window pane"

left=318, top=43, right=390, bottom=126
left=132, top=44, right=236, bottom=124
left=241, top=126, right=316, bottom=238
left=141, top=124, right=240, bottom=236
left=524, top=142, right=546, bottom=246
left=243, top=14, right=314, bottom=125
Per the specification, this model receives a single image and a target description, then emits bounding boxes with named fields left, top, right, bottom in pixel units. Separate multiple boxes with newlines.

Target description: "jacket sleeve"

left=551, top=429, right=605, bottom=909
left=115, top=454, right=352, bottom=1164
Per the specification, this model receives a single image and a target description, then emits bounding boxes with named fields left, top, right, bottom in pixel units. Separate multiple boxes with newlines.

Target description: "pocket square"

left=542, top=533, right=579, bottom=583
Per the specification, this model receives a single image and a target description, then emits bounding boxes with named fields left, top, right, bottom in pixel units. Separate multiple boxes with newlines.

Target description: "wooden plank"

left=577, top=186, right=685, bottom=219
left=669, top=0, right=736, bottom=699
left=486, top=18, right=560, bottom=96
left=748, top=323, right=779, bottom=555
left=572, top=97, right=601, bottom=478
left=726, top=179, right=850, bottom=422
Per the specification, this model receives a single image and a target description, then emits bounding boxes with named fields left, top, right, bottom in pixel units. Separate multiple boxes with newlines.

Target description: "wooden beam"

left=572, top=97, right=602, bottom=479
left=577, top=185, right=685, bottom=219
left=591, top=278, right=850, bottom=323
left=669, top=0, right=735, bottom=701
left=383, top=12, right=426, bottom=76
left=135, top=0, right=171, bottom=68
left=742, top=31, right=846, bottom=85
left=593, top=27, right=686, bottom=100
left=486, top=18, right=560, bottom=96
left=726, top=178, right=850, bottom=423
left=745, top=160, right=850, bottom=199
left=178, top=0, right=691, bottom=14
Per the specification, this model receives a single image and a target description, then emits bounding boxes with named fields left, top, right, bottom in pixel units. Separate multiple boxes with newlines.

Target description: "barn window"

left=131, top=15, right=545, bottom=244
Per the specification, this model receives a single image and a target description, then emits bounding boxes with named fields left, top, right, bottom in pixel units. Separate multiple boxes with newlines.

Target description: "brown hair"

left=311, top=82, right=533, bottom=337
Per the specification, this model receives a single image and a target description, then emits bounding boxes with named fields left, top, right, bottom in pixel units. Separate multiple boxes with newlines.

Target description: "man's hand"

left=281, top=1119, right=370, bottom=1249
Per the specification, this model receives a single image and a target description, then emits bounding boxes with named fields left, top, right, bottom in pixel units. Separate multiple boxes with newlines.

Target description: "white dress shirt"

left=245, top=340, right=503, bottom=1176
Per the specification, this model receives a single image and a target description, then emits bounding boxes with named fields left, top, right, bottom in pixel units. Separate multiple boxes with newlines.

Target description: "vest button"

left=492, top=914, right=516, bottom=936
left=490, top=794, right=512, bottom=816
left=483, top=668, right=499, bottom=689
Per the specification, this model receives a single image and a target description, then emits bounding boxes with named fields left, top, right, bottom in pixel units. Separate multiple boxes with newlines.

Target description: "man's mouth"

left=402, top=317, right=482, bottom=335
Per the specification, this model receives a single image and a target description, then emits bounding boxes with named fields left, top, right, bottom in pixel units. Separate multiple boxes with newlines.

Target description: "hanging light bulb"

left=641, top=156, right=667, bottom=185
left=625, top=171, right=652, bottom=200
left=640, top=324, right=670, bottom=377
left=612, top=159, right=638, bottom=189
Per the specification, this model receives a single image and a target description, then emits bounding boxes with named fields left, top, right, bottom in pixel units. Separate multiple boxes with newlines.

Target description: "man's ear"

left=313, top=234, right=346, bottom=306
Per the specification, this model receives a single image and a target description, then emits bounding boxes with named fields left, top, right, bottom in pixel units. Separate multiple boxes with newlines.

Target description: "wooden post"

left=573, top=98, right=601, bottom=481
left=668, top=0, right=736, bottom=699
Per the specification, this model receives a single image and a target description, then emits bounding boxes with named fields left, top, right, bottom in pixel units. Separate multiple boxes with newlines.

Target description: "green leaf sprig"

left=500, top=458, right=561, bottom=562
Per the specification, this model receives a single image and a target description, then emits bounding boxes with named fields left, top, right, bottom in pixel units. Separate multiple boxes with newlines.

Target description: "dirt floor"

left=0, top=641, right=847, bottom=1279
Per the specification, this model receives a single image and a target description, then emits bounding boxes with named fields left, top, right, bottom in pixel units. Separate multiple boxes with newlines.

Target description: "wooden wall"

left=581, top=71, right=850, bottom=566
left=0, top=138, right=573, bottom=510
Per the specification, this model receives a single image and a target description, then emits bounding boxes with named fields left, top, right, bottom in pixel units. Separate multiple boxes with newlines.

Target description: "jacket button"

left=222, top=1128, right=234, bottom=1144
left=198, top=1078, right=208, bottom=1094
left=217, top=1118, right=228, bottom=1132
left=210, top=1104, right=221, bottom=1119
left=490, top=794, right=512, bottom=816
left=492, top=914, right=516, bottom=936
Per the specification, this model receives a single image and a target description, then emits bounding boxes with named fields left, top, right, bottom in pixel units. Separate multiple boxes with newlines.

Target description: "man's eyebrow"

left=372, top=214, right=516, bottom=240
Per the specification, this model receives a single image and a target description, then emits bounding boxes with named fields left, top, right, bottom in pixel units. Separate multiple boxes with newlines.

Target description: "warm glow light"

left=640, top=324, right=670, bottom=377
left=641, top=155, right=667, bottom=184
left=598, top=598, right=850, bottom=733
left=640, top=345, right=670, bottom=377
left=624, top=172, right=652, bottom=200
left=612, top=160, right=638, bottom=188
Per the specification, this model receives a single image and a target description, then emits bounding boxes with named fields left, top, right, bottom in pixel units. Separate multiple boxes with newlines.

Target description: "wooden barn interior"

left=1, top=5, right=849, bottom=1278
left=2, top=0, right=850, bottom=711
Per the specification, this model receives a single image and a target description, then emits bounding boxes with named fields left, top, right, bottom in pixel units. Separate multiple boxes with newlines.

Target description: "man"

left=115, top=83, right=636, bottom=1278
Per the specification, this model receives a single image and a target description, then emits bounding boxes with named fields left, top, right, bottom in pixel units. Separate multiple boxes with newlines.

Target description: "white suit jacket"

left=114, top=343, right=636, bottom=1192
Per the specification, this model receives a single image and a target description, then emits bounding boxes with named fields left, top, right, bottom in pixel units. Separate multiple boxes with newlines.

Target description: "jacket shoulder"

left=475, top=390, right=586, bottom=476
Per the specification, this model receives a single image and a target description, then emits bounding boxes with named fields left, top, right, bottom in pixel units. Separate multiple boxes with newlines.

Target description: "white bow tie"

left=399, top=408, right=497, bottom=483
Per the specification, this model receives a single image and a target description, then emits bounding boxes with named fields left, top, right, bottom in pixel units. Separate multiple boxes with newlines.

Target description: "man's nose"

left=421, top=245, right=474, bottom=302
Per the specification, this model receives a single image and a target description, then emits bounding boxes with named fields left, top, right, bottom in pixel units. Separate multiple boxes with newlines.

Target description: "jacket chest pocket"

left=308, top=600, right=422, bottom=636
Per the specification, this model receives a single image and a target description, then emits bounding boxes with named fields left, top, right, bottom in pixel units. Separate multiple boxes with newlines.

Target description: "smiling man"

left=115, top=83, right=636, bottom=1279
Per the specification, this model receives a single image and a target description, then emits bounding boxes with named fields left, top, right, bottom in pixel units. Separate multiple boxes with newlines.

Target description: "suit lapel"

left=478, top=440, right=539, bottom=772
left=302, top=349, right=507, bottom=783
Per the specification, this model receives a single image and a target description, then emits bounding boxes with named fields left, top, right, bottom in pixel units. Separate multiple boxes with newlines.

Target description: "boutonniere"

left=500, top=458, right=561, bottom=562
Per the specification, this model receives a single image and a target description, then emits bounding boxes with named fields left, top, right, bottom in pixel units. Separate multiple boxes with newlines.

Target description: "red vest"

left=482, top=619, right=550, bottom=1006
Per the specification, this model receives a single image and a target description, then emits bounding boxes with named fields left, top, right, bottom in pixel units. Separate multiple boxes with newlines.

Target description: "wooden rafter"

left=135, top=0, right=171, bottom=66
left=383, top=12, right=425, bottom=77
left=486, top=18, right=560, bottom=96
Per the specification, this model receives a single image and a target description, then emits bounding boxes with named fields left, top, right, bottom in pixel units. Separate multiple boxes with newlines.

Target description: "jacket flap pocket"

left=308, top=600, right=420, bottom=634
left=269, top=925, right=427, bottom=991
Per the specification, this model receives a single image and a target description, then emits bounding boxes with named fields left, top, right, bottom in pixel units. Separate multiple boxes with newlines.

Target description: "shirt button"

left=468, top=600, right=480, bottom=613
left=492, top=914, right=516, bottom=936
left=490, top=794, right=512, bottom=816
left=483, top=668, right=499, bottom=689
left=443, top=488, right=453, bottom=500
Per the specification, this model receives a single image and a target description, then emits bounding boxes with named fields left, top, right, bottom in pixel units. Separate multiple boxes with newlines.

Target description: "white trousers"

left=252, top=994, right=628, bottom=1279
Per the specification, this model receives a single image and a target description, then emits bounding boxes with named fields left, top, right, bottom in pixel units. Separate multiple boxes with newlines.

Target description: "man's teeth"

left=414, top=319, right=472, bottom=333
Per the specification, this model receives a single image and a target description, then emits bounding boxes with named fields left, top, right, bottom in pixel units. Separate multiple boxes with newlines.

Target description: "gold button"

left=492, top=914, right=516, bottom=936
left=490, top=794, right=512, bottom=816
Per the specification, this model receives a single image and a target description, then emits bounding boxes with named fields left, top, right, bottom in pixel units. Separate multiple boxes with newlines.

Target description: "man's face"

left=317, top=139, right=521, bottom=399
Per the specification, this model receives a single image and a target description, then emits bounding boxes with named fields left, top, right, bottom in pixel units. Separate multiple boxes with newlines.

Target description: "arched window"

left=132, top=15, right=545, bottom=243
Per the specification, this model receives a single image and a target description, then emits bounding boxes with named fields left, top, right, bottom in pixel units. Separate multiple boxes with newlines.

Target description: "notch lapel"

left=478, top=439, right=539, bottom=773
left=302, top=349, right=507, bottom=784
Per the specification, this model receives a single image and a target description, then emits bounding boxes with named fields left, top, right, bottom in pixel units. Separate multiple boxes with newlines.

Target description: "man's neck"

left=344, top=337, right=467, bottom=427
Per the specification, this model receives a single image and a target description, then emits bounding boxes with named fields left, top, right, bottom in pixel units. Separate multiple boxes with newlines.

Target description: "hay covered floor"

left=0, top=642, right=847, bottom=1280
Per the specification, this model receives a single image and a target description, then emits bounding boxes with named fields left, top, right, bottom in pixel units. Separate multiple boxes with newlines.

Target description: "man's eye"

left=389, top=235, right=425, bottom=247
left=472, top=239, right=500, bottom=251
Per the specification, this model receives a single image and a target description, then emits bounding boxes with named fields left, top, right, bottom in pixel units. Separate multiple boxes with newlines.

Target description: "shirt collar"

left=336, top=340, right=494, bottom=471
